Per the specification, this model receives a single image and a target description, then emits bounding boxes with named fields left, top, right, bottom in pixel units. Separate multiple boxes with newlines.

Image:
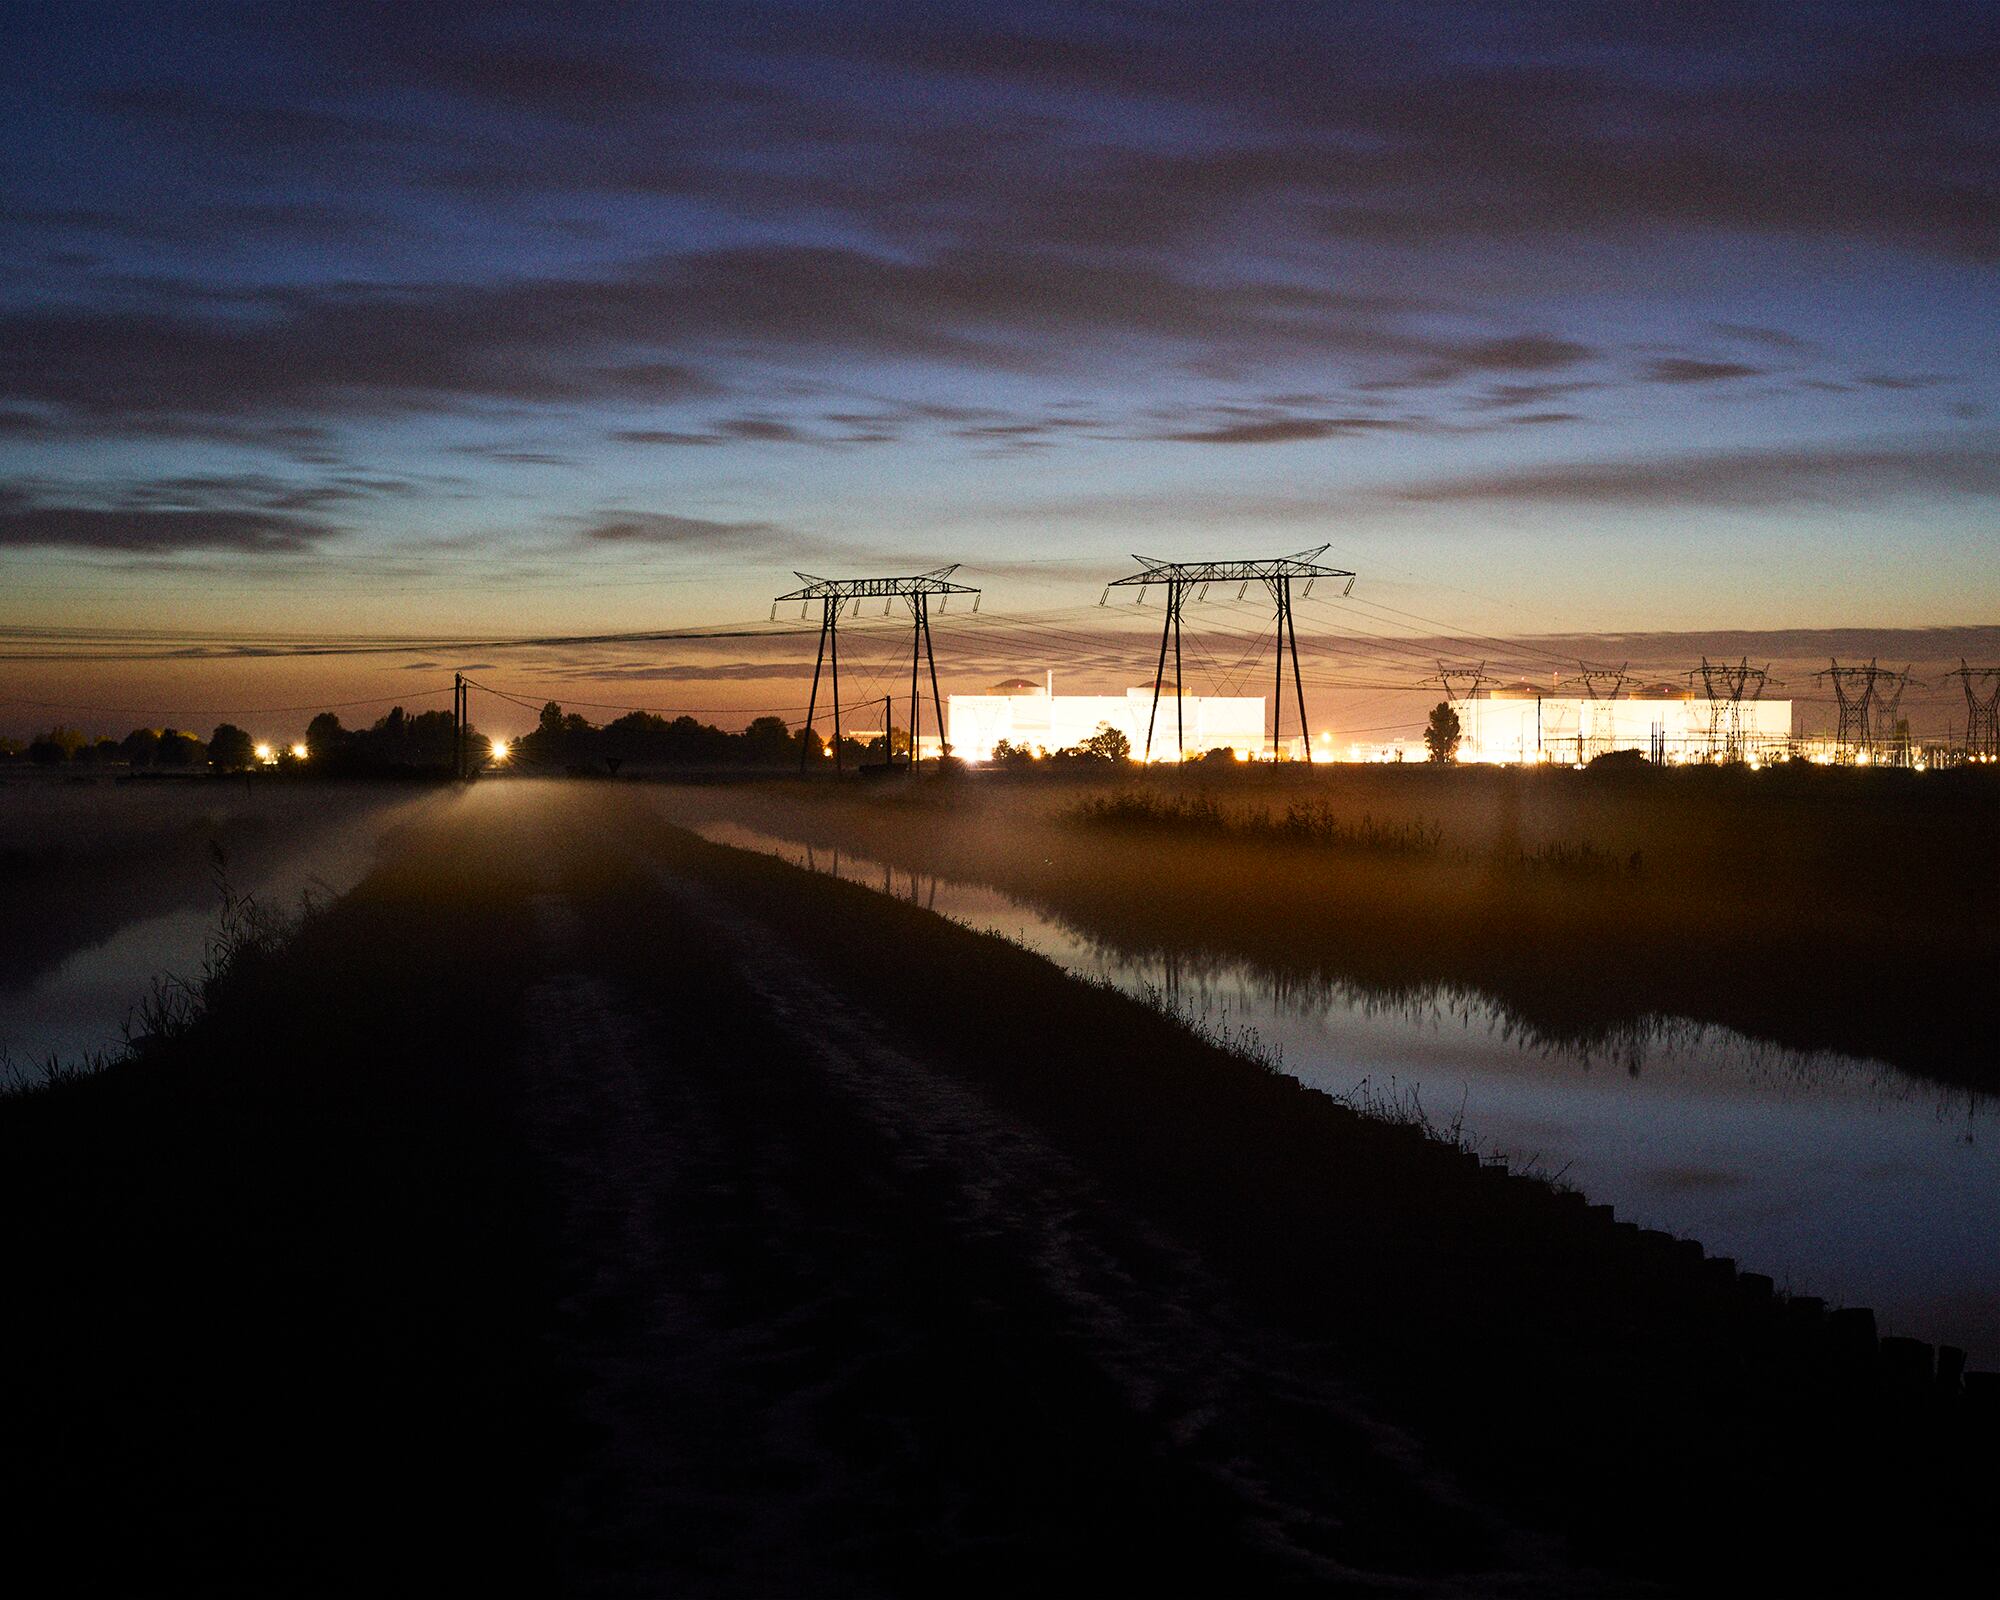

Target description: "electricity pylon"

left=1572, top=662, right=1629, bottom=700
left=1102, top=546, right=1355, bottom=763
left=1571, top=662, right=1629, bottom=760
left=1412, top=662, right=1491, bottom=758
left=1872, top=664, right=1916, bottom=766
left=1946, top=661, right=2000, bottom=759
left=1815, top=659, right=1890, bottom=760
left=1424, top=662, right=1489, bottom=706
left=775, top=565, right=979, bottom=774
left=1691, top=657, right=1771, bottom=762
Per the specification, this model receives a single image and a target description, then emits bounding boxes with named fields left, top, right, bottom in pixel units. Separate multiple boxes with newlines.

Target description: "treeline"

left=6, top=700, right=928, bottom=776
left=302, top=708, right=470, bottom=773
left=1, top=707, right=476, bottom=775
left=3, top=726, right=218, bottom=769
left=518, top=704, right=812, bottom=770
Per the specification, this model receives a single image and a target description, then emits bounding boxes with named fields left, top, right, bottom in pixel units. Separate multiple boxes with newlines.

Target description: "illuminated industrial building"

left=1452, top=682, right=1795, bottom=765
left=948, top=677, right=1268, bottom=762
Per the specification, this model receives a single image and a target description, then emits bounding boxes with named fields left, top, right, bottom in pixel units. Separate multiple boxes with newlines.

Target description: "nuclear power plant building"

left=948, top=678, right=1266, bottom=762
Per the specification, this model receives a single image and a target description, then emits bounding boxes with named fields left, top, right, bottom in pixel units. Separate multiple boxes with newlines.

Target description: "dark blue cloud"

left=0, top=0, right=1994, bottom=588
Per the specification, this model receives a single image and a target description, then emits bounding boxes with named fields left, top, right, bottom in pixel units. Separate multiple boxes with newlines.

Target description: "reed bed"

left=651, top=763, right=1998, bottom=1081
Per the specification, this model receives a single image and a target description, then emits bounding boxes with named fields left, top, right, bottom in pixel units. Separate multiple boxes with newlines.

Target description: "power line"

left=0, top=686, right=455, bottom=720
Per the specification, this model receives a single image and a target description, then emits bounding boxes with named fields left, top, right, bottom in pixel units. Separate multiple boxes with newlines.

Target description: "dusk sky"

left=3, top=1, right=1996, bottom=736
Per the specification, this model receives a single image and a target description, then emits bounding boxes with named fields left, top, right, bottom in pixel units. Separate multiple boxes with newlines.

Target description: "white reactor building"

left=1452, top=681, right=1794, bottom=764
left=947, top=676, right=1268, bottom=762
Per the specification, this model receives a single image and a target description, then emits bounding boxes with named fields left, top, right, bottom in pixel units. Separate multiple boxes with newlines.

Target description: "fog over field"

left=0, top=781, right=450, bottom=1067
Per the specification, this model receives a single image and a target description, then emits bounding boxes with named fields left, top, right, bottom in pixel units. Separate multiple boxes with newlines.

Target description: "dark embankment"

left=615, top=801, right=1996, bottom=1596
left=5, top=784, right=1992, bottom=1594
left=673, top=764, right=1999, bottom=1086
left=0, top=805, right=560, bottom=1593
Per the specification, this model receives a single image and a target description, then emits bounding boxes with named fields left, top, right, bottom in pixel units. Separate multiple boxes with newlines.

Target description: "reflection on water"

left=699, top=819, right=2000, bottom=1364
left=0, top=789, right=444, bottom=1070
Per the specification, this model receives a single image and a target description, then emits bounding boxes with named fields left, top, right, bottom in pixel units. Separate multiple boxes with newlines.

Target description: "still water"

left=695, top=818, right=1999, bottom=1363
left=0, top=788, right=442, bottom=1070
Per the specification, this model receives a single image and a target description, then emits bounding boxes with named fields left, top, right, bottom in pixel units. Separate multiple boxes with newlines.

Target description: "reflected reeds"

left=657, top=770, right=1997, bottom=1092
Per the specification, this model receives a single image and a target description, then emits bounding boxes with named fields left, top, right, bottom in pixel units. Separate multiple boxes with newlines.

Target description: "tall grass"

left=647, top=765, right=1999, bottom=1082
left=0, top=1045, right=108, bottom=1097
left=1071, top=791, right=1444, bottom=856
left=127, top=848, right=329, bottom=1054
left=1133, top=977, right=1289, bottom=1075
left=0, top=781, right=430, bottom=989
left=2, top=848, right=330, bottom=1097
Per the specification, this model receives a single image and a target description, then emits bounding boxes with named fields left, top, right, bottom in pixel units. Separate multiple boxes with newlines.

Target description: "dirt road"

left=516, top=791, right=1603, bottom=1595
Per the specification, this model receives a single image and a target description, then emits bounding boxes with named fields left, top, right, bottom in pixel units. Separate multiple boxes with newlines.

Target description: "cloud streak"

left=0, top=243, right=1619, bottom=441
left=1149, top=416, right=1411, bottom=446
left=0, top=496, right=334, bottom=554
left=1395, top=439, right=2000, bottom=508
left=579, top=512, right=782, bottom=549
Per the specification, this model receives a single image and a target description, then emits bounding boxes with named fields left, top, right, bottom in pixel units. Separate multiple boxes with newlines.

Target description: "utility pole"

left=1102, top=545, right=1355, bottom=763
left=1946, top=661, right=2000, bottom=760
left=453, top=672, right=468, bottom=781
left=776, top=564, right=980, bottom=775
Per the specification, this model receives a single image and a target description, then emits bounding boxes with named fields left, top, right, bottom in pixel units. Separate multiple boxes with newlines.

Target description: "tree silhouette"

left=1424, top=702, right=1461, bottom=763
left=28, top=726, right=87, bottom=764
left=156, top=729, right=206, bottom=768
left=208, top=724, right=256, bottom=771
left=1074, top=723, right=1132, bottom=762
left=741, top=715, right=795, bottom=766
left=305, top=712, right=349, bottom=759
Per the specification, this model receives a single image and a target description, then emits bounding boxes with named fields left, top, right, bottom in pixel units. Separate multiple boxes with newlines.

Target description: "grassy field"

left=654, top=763, right=1999, bottom=1084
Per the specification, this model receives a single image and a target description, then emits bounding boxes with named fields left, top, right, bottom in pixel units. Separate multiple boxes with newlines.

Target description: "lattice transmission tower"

left=1101, top=545, right=1355, bottom=763
left=1426, top=662, right=1489, bottom=705
left=1816, top=659, right=1881, bottom=755
left=775, top=565, right=980, bottom=774
left=1570, top=661, right=1629, bottom=760
left=1689, top=657, right=1771, bottom=763
left=1946, top=661, right=2000, bottom=759
left=1814, top=659, right=1915, bottom=762
left=1571, top=662, right=1630, bottom=700
left=1872, top=663, right=1916, bottom=767
left=1412, top=662, right=1489, bottom=758
left=452, top=672, right=471, bottom=781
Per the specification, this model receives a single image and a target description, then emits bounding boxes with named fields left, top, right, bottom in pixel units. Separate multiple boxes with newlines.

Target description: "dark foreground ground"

left=2, top=785, right=1992, bottom=1596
